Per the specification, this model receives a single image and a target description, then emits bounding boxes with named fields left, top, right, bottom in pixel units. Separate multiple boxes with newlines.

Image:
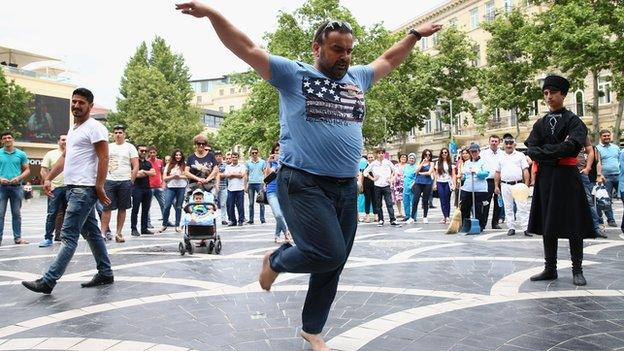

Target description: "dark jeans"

left=45, top=187, right=68, bottom=240
left=363, top=180, right=376, bottom=214
left=247, top=183, right=265, bottom=222
left=227, top=190, right=245, bottom=224
left=597, top=173, right=618, bottom=224
left=484, top=179, right=502, bottom=228
left=374, top=185, right=395, bottom=222
left=271, top=166, right=358, bottom=334
left=437, top=182, right=452, bottom=218
left=0, top=184, right=23, bottom=242
left=411, top=183, right=432, bottom=219
left=131, top=187, right=152, bottom=232
left=460, top=190, right=488, bottom=230
left=163, top=187, right=185, bottom=226
left=542, top=235, right=583, bottom=273
left=43, top=186, right=113, bottom=287
left=579, top=173, right=600, bottom=231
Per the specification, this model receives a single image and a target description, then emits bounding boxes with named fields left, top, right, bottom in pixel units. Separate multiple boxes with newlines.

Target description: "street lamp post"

left=437, top=99, right=456, bottom=155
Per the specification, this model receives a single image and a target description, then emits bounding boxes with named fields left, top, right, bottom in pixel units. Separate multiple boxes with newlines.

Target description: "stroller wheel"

left=208, top=240, right=215, bottom=254
left=187, top=241, right=194, bottom=255
left=215, top=240, right=222, bottom=255
left=178, top=242, right=185, bottom=256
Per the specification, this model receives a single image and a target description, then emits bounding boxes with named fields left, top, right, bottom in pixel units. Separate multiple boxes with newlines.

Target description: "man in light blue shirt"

left=0, top=131, right=31, bottom=245
left=460, top=143, right=489, bottom=231
left=177, top=3, right=441, bottom=349
left=244, top=147, right=266, bottom=224
left=595, top=129, right=620, bottom=227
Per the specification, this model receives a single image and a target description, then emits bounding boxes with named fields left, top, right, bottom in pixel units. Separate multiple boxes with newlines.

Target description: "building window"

left=598, top=76, right=612, bottom=105
left=425, top=118, right=432, bottom=134
left=218, top=106, right=224, bottom=112
left=472, top=44, right=481, bottom=67
left=492, top=108, right=501, bottom=123
left=435, top=117, right=443, bottom=132
left=575, top=91, right=584, bottom=116
left=229, top=105, right=235, bottom=112
left=529, top=100, right=539, bottom=116
left=219, top=89, right=224, bottom=96
left=448, top=17, right=458, bottom=28
left=421, top=37, right=428, bottom=51
left=504, top=0, right=513, bottom=12
left=196, top=96, right=202, bottom=104
left=485, top=1, right=496, bottom=21
left=432, top=32, right=439, bottom=46
left=230, top=87, right=235, bottom=94
left=470, top=8, right=480, bottom=29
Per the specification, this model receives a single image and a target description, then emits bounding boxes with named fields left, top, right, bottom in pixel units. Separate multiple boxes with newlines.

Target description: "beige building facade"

left=385, top=0, right=620, bottom=157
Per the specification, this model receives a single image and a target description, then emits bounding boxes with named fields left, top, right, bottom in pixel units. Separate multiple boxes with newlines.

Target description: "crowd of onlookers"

left=0, top=128, right=292, bottom=247
left=1, top=128, right=621, bottom=247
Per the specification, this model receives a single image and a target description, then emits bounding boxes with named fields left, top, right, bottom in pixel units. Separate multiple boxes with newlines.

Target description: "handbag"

left=264, top=171, right=277, bottom=184
left=256, top=189, right=269, bottom=204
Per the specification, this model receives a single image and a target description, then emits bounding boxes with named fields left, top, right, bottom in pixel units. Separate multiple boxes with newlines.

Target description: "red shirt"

left=148, top=158, right=164, bottom=188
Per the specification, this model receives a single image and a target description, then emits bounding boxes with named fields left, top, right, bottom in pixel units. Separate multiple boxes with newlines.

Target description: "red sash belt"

left=558, top=157, right=577, bottom=166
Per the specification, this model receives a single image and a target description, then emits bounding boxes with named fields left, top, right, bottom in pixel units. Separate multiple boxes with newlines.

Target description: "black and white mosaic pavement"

left=1, top=196, right=623, bottom=350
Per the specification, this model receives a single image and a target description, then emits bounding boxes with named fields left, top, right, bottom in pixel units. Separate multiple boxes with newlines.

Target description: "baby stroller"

left=179, top=189, right=222, bottom=255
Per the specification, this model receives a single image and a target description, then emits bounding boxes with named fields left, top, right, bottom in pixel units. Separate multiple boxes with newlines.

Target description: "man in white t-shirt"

left=363, top=148, right=400, bottom=226
left=22, top=88, right=114, bottom=294
left=494, top=134, right=531, bottom=237
left=101, top=125, right=138, bottom=243
left=39, top=134, right=67, bottom=247
left=480, top=134, right=504, bottom=229
left=224, top=152, right=247, bottom=226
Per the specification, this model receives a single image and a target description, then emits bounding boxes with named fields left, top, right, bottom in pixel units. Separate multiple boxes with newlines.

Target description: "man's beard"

left=320, top=51, right=349, bottom=80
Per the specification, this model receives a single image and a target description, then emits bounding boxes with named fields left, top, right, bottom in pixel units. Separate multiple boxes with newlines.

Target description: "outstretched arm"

left=176, top=1, right=270, bottom=80
left=370, top=23, right=442, bottom=84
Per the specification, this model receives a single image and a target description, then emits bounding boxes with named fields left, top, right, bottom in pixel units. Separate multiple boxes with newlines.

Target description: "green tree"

left=532, top=0, right=615, bottom=141
left=0, top=68, right=33, bottom=137
left=216, top=0, right=437, bottom=152
left=431, top=27, right=479, bottom=136
left=478, top=9, right=543, bottom=138
left=605, top=4, right=624, bottom=141
left=109, top=37, right=202, bottom=155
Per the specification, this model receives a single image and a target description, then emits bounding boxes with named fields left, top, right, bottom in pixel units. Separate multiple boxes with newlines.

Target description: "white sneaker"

left=377, top=220, right=384, bottom=227
left=422, top=218, right=429, bottom=224
left=406, top=218, right=414, bottom=224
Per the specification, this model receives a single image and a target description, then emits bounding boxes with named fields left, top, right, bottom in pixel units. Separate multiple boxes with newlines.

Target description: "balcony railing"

left=0, top=65, right=70, bottom=82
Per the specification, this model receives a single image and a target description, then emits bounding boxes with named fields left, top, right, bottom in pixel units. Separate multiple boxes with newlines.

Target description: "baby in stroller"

left=179, top=188, right=222, bottom=255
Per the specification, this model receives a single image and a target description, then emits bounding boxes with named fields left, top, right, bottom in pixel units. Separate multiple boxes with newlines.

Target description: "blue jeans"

left=597, top=173, right=618, bottom=224
left=152, top=187, right=166, bottom=218
left=43, top=186, right=113, bottom=287
left=45, top=187, right=67, bottom=240
left=437, top=182, right=452, bottom=218
left=162, top=187, right=185, bottom=226
left=579, top=173, right=601, bottom=231
left=271, top=166, right=358, bottom=334
left=267, top=192, right=287, bottom=237
left=227, top=190, right=245, bottom=224
left=0, top=184, right=23, bottom=242
left=217, top=187, right=228, bottom=221
left=247, top=183, right=265, bottom=222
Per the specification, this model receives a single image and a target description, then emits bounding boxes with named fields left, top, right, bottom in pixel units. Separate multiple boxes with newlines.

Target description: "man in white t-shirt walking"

left=224, top=152, right=247, bottom=226
left=22, top=88, right=114, bottom=294
left=101, top=125, right=138, bottom=243
left=363, top=148, right=400, bottom=227
left=494, top=134, right=532, bottom=237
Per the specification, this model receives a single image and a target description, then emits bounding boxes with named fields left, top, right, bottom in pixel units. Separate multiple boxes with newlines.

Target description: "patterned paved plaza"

left=1, top=196, right=624, bottom=350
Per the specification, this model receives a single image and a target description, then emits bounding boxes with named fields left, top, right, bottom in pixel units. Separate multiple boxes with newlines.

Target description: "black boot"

left=81, top=273, right=114, bottom=288
left=573, top=271, right=587, bottom=286
left=530, top=268, right=558, bottom=281
left=22, top=278, right=53, bottom=294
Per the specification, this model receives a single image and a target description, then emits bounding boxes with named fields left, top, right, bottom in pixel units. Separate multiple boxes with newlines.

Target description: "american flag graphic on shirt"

left=302, top=76, right=365, bottom=125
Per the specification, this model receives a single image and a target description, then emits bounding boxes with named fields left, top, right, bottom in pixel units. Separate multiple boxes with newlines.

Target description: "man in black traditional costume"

left=525, top=75, right=595, bottom=286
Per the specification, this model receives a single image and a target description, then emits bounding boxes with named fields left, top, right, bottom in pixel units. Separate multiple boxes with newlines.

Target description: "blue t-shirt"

left=0, top=147, right=28, bottom=181
left=268, top=55, right=374, bottom=177
left=266, top=160, right=279, bottom=194
left=596, top=143, right=620, bottom=176
left=403, top=163, right=417, bottom=192
left=415, top=164, right=433, bottom=185
left=246, top=159, right=266, bottom=184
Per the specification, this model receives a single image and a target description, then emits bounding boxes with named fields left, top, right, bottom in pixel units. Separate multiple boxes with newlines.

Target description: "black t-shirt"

left=135, top=159, right=153, bottom=188
left=186, top=152, right=217, bottom=183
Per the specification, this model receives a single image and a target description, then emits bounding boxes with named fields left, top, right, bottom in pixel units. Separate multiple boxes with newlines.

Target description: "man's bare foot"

left=300, top=331, right=331, bottom=351
left=258, top=252, right=279, bottom=291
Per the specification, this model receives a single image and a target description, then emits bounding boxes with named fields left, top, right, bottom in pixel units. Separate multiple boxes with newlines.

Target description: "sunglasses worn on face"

left=114, top=132, right=124, bottom=135
left=139, top=150, right=147, bottom=153
left=196, top=142, right=206, bottom=146
left=504, top=140, right=514, bottom=145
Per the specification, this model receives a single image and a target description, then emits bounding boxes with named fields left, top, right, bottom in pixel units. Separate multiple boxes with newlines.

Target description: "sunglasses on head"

left=324, top=20, right=353, bottom=32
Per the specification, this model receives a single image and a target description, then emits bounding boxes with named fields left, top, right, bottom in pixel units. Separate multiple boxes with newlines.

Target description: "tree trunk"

left=614, top=99, right=624, bottom=146
left=592, top=70, right=600, bottom=142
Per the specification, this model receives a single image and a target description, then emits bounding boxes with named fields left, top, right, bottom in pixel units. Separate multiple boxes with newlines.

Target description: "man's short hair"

left=148, top=146, right=157, bottom=152
left=113, top=124, right=125, bottom=131
left=376, top=148, right=385, bottom=153
left=1, top=132, right=13, bottom=139
left=231, top=151, right=240, bottom=157
left=489, top=134, right=500, bottom=141
left=313, top=20, right=354, bottom=45
left=214, top=150, right=222, bottom=156
left=502, top=133, right=513, bottom=140
left=72, top=88, right=94, bottom=103
left=600, top=129, right=611, bottom=136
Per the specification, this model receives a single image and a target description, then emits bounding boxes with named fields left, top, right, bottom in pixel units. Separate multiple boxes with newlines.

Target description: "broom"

left=446, top=203, right=462, bottom=234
